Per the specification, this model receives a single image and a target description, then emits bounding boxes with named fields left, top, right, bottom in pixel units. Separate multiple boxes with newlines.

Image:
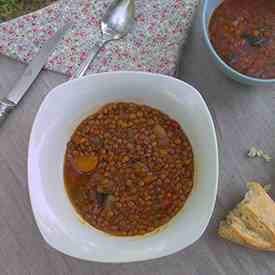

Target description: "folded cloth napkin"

left=0, top=0, right=199, bottom=77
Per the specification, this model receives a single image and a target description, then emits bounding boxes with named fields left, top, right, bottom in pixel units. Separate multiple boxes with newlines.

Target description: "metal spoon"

left=72, top=0, right=135, bottom=79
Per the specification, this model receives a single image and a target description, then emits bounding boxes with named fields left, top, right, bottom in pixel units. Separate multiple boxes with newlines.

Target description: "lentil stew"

left=209, top=0, right=275, bottom=79
left=64, top=102, right=194, bottom=236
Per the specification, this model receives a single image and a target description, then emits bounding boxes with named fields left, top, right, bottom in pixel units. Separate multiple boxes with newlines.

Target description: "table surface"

left=1, top=5, right=275, bottom=275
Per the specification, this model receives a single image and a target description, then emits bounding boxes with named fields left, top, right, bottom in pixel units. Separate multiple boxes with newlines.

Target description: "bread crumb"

left=262, top=154, right=272, bottom=162
left=248, top=147, right=272, bottom=162
left=248, top=147, right=257, bottom=158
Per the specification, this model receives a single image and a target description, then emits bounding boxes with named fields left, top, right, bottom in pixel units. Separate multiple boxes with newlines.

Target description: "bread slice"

left=219, top=182, right=275, bottom=251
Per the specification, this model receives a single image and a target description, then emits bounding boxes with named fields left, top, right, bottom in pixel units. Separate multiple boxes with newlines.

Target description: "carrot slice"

left=73, top=155, right=98, bottom=173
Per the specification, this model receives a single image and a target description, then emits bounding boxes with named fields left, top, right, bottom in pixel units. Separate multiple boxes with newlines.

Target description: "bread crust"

left=219, top=182, right=275, bottom=251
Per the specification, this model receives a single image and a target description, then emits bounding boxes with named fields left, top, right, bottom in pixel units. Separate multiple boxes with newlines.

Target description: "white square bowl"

left=28, top=71, right=218, bottom=263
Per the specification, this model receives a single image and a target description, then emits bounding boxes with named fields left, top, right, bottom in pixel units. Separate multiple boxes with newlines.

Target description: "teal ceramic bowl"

left=202, top=0, right=275, bottom=86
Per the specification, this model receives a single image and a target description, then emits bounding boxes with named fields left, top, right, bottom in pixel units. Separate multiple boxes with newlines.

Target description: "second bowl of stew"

left=202, top=0, right=275, bottom=86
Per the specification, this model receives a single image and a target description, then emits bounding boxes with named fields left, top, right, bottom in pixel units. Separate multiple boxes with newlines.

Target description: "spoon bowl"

left=101, top=0, right=135, bottom=39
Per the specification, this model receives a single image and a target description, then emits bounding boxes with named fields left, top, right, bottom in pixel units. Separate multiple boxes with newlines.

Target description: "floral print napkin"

left=0, top=0, right=199, bottom=77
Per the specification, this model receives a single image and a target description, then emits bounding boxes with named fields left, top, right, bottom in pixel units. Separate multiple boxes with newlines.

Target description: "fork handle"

left=71, top=40, right=107, bottom=79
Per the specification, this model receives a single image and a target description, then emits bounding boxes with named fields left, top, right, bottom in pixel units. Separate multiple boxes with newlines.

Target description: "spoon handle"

left=71, top=40, right=107, bottom=79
